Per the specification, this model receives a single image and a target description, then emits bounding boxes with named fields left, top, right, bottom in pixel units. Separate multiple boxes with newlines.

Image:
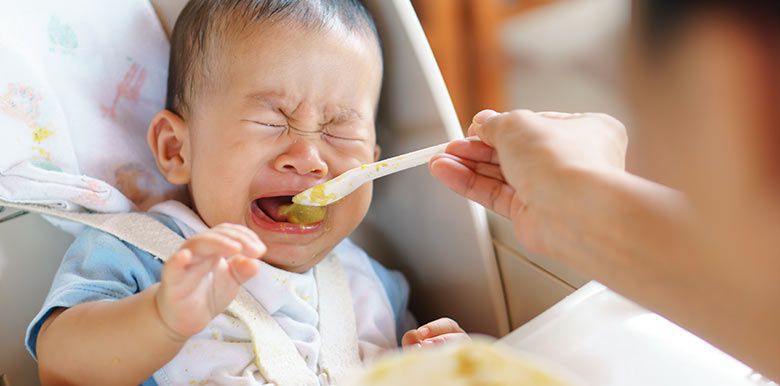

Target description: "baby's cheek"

left=349, top=183, right=373, bottom=211
left=331, top=183, right=372, bottom=227
left=190, top=173, right=246, bottom=228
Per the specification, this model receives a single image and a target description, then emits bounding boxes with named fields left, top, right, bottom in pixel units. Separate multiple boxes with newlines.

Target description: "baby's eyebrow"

left=243, top=91, right=288, bottom=109
left=329, top=107, right=364, bottom=123
left=243, top=90, right=365, bottom=123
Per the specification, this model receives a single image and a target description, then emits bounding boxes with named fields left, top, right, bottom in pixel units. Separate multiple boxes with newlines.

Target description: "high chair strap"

left=0, top=200, right=320, bottom=385
left=0, top=200, right=184, bottom=258
left=315, top=254, right=362, bottom=383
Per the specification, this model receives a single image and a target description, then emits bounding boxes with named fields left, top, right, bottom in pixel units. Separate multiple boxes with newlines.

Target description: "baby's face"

left=183, top=24, right=382, bottom=272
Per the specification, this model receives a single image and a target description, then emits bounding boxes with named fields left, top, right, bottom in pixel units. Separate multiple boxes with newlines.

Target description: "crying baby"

left=28, top=1, right=467, bottom=385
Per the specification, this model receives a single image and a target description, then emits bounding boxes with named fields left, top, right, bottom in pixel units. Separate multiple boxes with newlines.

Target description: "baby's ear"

left=373, top=144, right=381, bottom=162
left=147, top=109, right=191, bottom=185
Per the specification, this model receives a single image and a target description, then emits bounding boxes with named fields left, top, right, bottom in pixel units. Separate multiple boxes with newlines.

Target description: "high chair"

left=0, top=1, right=506, bottom=384
left=2, top=1, right=775, bottom=385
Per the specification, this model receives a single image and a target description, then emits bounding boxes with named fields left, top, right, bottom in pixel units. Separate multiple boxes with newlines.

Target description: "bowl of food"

left=347, top=339, right=586, bottom=386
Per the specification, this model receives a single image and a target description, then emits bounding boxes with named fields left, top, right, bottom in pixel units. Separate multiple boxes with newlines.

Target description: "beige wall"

left=494, top=0, right=630, bottom=328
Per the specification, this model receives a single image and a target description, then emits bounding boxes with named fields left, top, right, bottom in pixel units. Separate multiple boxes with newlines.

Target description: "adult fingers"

left=471, top=110, right=535, bottom=149
left=445, top=138, right=500, bottom=165
left=429, top=156, right=516, bottom=218
left=433, top=153, right=504, bottom=181
left=466, top=109, right=500, bottom=137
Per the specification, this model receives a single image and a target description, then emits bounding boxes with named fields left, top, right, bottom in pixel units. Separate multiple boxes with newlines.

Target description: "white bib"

left=150, top=201, right=398, bottom=385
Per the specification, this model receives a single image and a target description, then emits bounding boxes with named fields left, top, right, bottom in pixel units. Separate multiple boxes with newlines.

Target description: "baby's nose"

left=273, top=141, right=328, bottom=177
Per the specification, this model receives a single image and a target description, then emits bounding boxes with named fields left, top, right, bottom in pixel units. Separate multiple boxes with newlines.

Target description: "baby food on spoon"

left=308, top=183, right=338, bottom=206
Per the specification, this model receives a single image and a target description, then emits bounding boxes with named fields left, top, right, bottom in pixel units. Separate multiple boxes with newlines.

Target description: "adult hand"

left=429, top=109, right=628, bottom=254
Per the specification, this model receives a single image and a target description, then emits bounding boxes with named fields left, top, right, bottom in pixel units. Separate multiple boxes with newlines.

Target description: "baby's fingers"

left=212, top=224, right=266, bottom=260
left=163, top=248, right=222, bottom=297
left=227, top=255, right=260, bottom=284
left=162, top=248, right=193, bottom=284
left=420, top=332, right=471, bottom=347
left=403, top=318, right=465, bottom=348
left=416, top=318, right=465, bottom=340
left=182, top=232, right=243, bottom=259
left=208, top=256, right=260, bottom=306
left=164, top=233, right=240, bottom=292
left=402, top=329, right=421, bottom=347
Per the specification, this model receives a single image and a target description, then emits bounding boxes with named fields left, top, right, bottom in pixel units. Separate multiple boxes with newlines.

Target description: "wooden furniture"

left=411, top=0, right=556, bottom=127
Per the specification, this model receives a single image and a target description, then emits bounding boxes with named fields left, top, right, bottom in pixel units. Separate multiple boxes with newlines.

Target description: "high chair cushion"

left=0, top=0, right=183, bottom=219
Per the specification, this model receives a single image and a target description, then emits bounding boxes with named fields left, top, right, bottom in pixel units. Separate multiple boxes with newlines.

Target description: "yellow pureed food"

left=347, top=341, right=576, bottom=386
left=307, top=183, right=337, bottom=206
left=278, top=203, right=327, bottom=225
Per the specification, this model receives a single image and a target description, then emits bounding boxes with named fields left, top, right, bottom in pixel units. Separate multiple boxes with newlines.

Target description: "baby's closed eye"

left=321, top=121, right=371, bottom=142
left=323, top=130, right=364, bottom=142
left=241, top=119, right=287, bottom=129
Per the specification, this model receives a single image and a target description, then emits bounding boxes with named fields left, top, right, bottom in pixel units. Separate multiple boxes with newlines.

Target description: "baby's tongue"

left=256, top=196, right=292, bottom=222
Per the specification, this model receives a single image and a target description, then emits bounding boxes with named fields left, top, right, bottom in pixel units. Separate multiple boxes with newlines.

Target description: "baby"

left=27, top=1, right=467, bottom=385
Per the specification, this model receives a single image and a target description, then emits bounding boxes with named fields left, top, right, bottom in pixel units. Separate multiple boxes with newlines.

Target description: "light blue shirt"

left=26, top=213, right=409, bottom=386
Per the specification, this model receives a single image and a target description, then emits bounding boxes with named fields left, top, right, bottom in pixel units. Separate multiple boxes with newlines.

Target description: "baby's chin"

left=261, top=243, right=332, bottom=273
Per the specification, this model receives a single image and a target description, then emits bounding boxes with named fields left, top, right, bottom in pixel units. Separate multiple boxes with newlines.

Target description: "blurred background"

left=412, top=0, right=630, bottom=131
left=405, top=0, right=635, bottom=334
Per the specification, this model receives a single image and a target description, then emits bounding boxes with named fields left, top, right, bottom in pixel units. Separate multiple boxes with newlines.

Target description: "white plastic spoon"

left=293, top=138, right=475, bottom=207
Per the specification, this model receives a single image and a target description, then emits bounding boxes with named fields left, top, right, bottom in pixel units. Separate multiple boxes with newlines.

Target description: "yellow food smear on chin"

left=308, top=184, right=336, bottom=206
left=279, top=203, right=327, bottom=225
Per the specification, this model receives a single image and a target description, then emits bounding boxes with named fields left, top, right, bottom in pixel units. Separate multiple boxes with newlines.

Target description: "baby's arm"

left=402, top=318, right=470, bottom=349
left=36, top=224, right=265, bottom=385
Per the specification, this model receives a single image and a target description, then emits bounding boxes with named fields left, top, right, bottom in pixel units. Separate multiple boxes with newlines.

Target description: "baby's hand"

left=155, top=223, right=266, bottom=340
left=402, top=318, right=470, bottom=349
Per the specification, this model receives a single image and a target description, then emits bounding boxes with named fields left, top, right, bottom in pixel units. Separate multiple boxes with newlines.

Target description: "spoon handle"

left=362, top=141, right=450, bottom=181
left=293, top=137, right=479, bottom=206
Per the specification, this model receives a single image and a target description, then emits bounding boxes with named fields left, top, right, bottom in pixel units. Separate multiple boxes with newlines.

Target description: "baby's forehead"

left=225, top=17, right=380, bottom=55
left=202, top=21, right=383, bottom=113
left=208, top=19, right=383, bottom=81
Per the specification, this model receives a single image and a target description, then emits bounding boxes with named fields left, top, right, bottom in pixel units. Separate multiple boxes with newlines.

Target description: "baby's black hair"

left=166, top=0, right=380, bottom=116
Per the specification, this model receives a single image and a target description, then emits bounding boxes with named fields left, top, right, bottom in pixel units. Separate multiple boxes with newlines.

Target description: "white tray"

left=500, top=282, right=776, bottom=386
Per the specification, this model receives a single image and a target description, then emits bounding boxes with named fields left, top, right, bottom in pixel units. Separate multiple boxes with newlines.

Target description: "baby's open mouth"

left=253, top=196, right=327, bottom=226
